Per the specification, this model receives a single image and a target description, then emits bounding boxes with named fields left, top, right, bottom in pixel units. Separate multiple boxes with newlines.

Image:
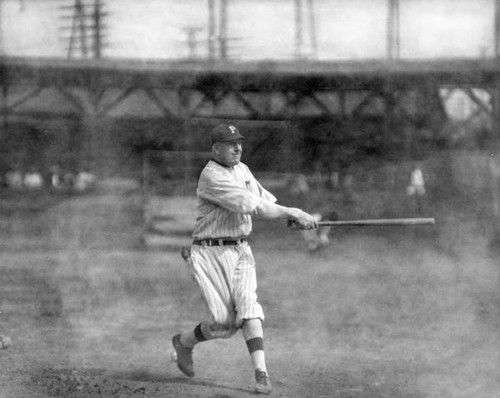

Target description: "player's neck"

left=211, top=157, right=236, bottom=169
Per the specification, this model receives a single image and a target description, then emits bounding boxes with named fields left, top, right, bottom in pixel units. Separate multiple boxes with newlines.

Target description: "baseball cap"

left=210, top=124, right=245, bottom=145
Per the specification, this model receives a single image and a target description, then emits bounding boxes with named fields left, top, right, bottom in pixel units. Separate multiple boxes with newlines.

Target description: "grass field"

left=0, top=179, right=499, bottom=397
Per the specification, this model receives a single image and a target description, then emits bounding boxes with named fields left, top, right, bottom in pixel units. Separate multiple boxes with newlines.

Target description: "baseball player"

left=172, top=123, right=318, bottom=395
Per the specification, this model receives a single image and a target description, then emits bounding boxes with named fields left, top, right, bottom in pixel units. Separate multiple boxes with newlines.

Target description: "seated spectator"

left=5, top=169, right=24, bottom=190
left=48, top=165, right=63, bottom=190
left=73, top=169, right=97, bottom=192
left=23, top=169, right=44, bottom=189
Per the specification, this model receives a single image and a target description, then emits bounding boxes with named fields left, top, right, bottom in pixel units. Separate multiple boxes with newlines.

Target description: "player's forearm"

left=254, top=200, right=303, bottom=220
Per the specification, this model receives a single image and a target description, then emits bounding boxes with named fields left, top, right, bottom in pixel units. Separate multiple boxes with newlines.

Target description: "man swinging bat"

left=171, top=124, right=435, bottom=394
left=171, top=124, right=318, bottom=395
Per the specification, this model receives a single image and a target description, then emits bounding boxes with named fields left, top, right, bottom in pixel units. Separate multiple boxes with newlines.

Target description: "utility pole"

left=207, top=0, right=233, bottom=60
left=387, top=0, right=400, bottom=60
left=294, top=0, right=317, bottom=60
left=183, top=26, right=203, bottom=59
left=495, top=0, right=500, bottom=59
left=61, top=0, right=107, bottom=59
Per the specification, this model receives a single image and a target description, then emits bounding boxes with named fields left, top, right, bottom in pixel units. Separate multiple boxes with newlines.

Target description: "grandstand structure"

left=1, top=0, right=500, bottom=246
left=0, top=2, right=499, bottom=155
left=1, top=1, right=500, bottom=140
left=0, top=55, right=499, bottom=140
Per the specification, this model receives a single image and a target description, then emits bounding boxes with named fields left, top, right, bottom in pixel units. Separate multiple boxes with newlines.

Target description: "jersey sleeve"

left=247, top=172, right=277, bottom=204
left=198, top=167, right=263, bottom=214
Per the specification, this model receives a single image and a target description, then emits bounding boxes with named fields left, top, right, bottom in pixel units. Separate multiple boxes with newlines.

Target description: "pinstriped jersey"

left=192, top=160, right=277, bottom=239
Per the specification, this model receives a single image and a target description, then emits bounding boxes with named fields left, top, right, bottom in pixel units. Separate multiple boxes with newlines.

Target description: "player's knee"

left=204, top=312, right=239, bottom=338
left=205, top=322, right=238, bottom=339
left=220, top=325, right=239, bottom=338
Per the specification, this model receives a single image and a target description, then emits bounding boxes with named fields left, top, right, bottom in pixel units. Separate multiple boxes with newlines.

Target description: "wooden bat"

left=318, top=217, right=435, bottom=227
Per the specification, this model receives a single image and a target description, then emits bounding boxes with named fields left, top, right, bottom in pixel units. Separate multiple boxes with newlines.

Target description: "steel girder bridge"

left=1, top=56, right=500, bottom=150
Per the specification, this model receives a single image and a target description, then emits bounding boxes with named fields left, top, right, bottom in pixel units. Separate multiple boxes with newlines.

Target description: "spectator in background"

left=23, top=168, right=44, bottom=189
left=74, top=168, right=97, bottom=192
left=5, top=169, right=23, bottom=190
left=48, top=165, right=63, bottom=190
left=406, top=163, right=426, bottom=215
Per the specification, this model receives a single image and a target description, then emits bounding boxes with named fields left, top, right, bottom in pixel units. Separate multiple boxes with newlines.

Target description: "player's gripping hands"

left=286, top=208, right=318, bottom=230
left=255, top=200, right=318, bottom=229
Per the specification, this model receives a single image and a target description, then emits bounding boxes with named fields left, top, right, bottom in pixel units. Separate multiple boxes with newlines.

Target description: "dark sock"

left=246, top=337, right=264, bottom=353
left=194, top=323, right=207, bottom=342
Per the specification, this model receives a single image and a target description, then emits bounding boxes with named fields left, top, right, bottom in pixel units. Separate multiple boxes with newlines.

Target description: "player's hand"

left=287, top=209, right=318, bottom=230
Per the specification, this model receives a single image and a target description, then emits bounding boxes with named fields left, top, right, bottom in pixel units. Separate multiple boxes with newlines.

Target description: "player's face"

left=214, top=140, right=243, bottom=167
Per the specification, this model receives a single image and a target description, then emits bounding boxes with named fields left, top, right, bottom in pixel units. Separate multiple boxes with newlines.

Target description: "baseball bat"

left=318, top=217, right=435, bottom=227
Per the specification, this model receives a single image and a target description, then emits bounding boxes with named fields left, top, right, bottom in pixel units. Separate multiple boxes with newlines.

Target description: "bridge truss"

left=1, top=56, right=499, bottom=139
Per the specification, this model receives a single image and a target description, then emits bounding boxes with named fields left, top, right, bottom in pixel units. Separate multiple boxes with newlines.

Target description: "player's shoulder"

left=200, top=160, right=230, bottom=180
left=233, top=161, right=250, bottom=172
left=235, top=161, right=250, bottom=170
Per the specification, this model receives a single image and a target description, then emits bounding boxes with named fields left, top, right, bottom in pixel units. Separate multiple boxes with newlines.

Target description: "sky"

left=0, top=0, right=495, bottom=60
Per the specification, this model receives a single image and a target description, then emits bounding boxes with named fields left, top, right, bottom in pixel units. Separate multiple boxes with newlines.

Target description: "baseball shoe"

left=172, top=334, right=194, bottom=377
left=254, top=369, right=272, bottom=395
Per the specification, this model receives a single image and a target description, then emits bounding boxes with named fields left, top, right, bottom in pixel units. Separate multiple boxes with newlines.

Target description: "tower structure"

left=60, top=0, right=107, bottom=59
left=207, top=0, right=232, bottom=60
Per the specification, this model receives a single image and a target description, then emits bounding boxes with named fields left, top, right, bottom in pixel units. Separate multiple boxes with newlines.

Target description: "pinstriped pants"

left=188, top=242, right=265, bottom=340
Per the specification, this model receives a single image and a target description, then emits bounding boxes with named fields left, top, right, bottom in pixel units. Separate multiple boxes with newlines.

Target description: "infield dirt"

left=0, top=185, right=499, bottom=397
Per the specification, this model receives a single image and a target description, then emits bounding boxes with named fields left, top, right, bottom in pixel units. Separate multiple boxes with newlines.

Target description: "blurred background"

left=0, top=0, right=499, bottom=251
left=1, top=2, right=500, bottom=397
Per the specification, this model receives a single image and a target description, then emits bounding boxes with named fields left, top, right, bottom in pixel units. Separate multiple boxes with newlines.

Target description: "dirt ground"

left=1, top=187, right=500, bottom=398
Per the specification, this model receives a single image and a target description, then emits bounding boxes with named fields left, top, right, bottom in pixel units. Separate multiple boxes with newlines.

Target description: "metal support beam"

left=99, top=86, right=136, bottom=115
left=4, top=87, right=43, bottom=112
left=143, top=88, right=179, bottom=119
left=463, top=87, right=492, bottom=116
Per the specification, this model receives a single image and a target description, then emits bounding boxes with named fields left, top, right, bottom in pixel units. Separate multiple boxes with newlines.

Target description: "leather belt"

left=193, top=238, right=247, bottom=246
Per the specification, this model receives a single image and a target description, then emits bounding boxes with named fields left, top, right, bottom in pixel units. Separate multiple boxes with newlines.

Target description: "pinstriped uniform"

left=187, top=160, right=276, bottom=339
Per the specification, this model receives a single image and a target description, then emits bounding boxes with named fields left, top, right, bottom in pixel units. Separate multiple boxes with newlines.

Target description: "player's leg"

left=172, top=245, right=238, bottom=377
left=242, top=318, right=267, bottom=373
left=241, top=318, right=271, bottom=394
left=233, top=244, right=271, bottom=394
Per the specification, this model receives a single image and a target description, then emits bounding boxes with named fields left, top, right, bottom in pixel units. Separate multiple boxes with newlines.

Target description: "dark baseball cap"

left=210, top=124, right=245, bottom=145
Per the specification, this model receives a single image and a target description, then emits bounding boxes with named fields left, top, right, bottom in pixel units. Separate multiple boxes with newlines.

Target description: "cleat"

left=172, top=334, right=194, bottom=377
left=254, top=369, right=272, bottom=395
